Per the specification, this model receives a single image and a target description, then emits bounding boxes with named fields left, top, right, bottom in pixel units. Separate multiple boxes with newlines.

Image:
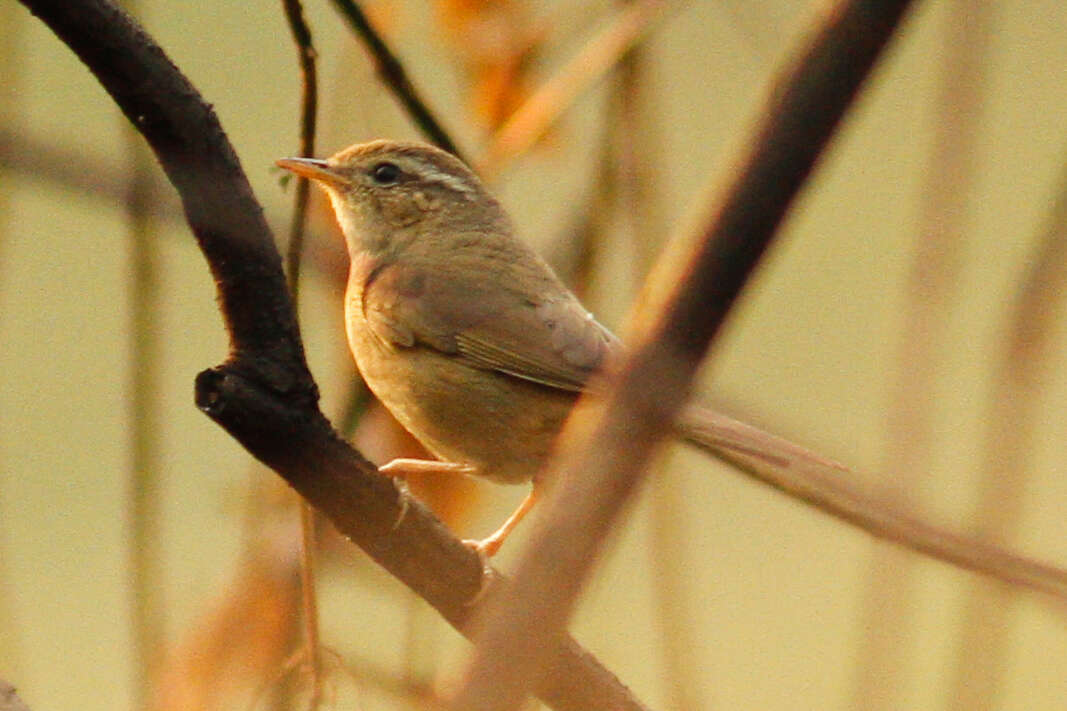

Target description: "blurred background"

left=2, top=0, right=1067, bottom=709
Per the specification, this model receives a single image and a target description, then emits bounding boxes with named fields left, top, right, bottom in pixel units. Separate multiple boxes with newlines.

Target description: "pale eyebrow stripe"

left=407, top=157, right=477, bottom=195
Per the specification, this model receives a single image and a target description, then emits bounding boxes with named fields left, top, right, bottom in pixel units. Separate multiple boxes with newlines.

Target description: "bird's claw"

left=460, top=541, right=496, bottom=607
left=391, top=477, right=412, bottom=531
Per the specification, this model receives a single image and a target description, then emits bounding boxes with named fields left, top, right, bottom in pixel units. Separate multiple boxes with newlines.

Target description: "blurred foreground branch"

left=452, top=1, right=920, bottom=710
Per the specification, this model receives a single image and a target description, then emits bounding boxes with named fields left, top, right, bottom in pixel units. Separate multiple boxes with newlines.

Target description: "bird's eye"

left=371, top=162, right=401, bottom=185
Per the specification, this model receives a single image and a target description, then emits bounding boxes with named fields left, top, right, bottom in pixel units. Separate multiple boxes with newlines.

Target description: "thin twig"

left=121, top=5, right=165, bottom=707
left=327, top=0, right=462, bottom=158
left=850, top=1, right=989, bottom=706
left=280, top=0, right=323, bottom=706
left=477, top=0, right=671, bottom=179
left=946, top=159, right=1067, bottom=709
left=450, top=2, right=918, bottom=710
left=0, top=125, right=180, bottom=217
left=282, top=0, right=318, bottom=303
left=124, top=90, right=165, bottom=711
left=295, top=504, right=322, bottom=708
left=18, top=3, right=645, bottom=709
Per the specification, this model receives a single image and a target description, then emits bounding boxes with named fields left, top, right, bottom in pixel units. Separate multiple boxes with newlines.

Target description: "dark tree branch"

left=328, top=0, right=463, bottom=159
left=451, top=1, right=919, bottom=710
left=17, top=2, right=646, bottom=710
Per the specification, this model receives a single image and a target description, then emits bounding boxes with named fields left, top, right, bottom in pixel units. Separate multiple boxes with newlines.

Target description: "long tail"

left=674, top=403, right=1067, bottom=599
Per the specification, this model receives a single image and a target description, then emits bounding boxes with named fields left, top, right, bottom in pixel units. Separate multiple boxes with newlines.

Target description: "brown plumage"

left=278, top=140, right=788, bottom=554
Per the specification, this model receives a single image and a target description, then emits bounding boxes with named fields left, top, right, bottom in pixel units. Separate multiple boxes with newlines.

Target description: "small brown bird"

left=278, top=140, right=777, bottom=555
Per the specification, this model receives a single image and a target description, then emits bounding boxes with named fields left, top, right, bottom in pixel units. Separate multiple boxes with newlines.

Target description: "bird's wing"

left=453, top=293, right=619, bottom=391
left=363, top=259, right=620, bottom=392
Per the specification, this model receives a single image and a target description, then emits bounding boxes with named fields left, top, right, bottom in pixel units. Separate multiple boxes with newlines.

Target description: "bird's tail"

left=674, top=403, right=894, bottom=538
left=672, top=403, right=1067, bottom=599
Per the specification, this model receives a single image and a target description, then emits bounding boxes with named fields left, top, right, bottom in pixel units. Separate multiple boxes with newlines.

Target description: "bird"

left=277, top=139, right=789, bottom=555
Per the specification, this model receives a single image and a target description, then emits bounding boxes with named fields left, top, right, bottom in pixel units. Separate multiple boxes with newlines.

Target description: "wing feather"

left=362, top=255, right=619, bottom=392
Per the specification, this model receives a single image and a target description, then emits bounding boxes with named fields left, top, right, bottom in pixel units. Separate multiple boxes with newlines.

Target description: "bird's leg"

left=378, top=459, right=536, bottom=556
left=378, top=458, right=476, bottom=476
left=465, top=486, right=539, bottom=557
left=377, top=459, right=476, bottom=531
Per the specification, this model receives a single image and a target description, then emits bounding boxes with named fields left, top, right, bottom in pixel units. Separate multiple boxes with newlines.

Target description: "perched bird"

left=278, top=140, right=780, bottom=555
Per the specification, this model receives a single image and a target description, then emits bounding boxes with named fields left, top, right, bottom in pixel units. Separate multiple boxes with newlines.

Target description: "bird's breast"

left=342, top=275, right=574, bottom=484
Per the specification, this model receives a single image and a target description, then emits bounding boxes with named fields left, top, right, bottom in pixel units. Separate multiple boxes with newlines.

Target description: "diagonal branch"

left=328, top=0, right=462, bottom=159
left=18, top=2, right=645, bottom=710
left=450, top=1, right=920, bottom=710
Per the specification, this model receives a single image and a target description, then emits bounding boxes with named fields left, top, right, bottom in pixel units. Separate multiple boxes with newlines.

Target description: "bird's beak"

left=276, top=157, right=348, bottom=186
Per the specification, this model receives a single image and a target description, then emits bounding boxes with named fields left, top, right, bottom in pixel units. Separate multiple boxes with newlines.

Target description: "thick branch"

left=192, top=369, right=648, bottom=711
left=451, top=1, right=919, bottom=710
left=19, top=2, right=645, bottom=709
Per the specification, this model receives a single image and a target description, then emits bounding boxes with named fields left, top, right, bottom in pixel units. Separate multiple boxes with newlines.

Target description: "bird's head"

left=278, top=140, right=507, bottom=259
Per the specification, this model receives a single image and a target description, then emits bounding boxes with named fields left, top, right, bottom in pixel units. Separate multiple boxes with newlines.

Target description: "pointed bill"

left=276, top=157, right=348, bottom=187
